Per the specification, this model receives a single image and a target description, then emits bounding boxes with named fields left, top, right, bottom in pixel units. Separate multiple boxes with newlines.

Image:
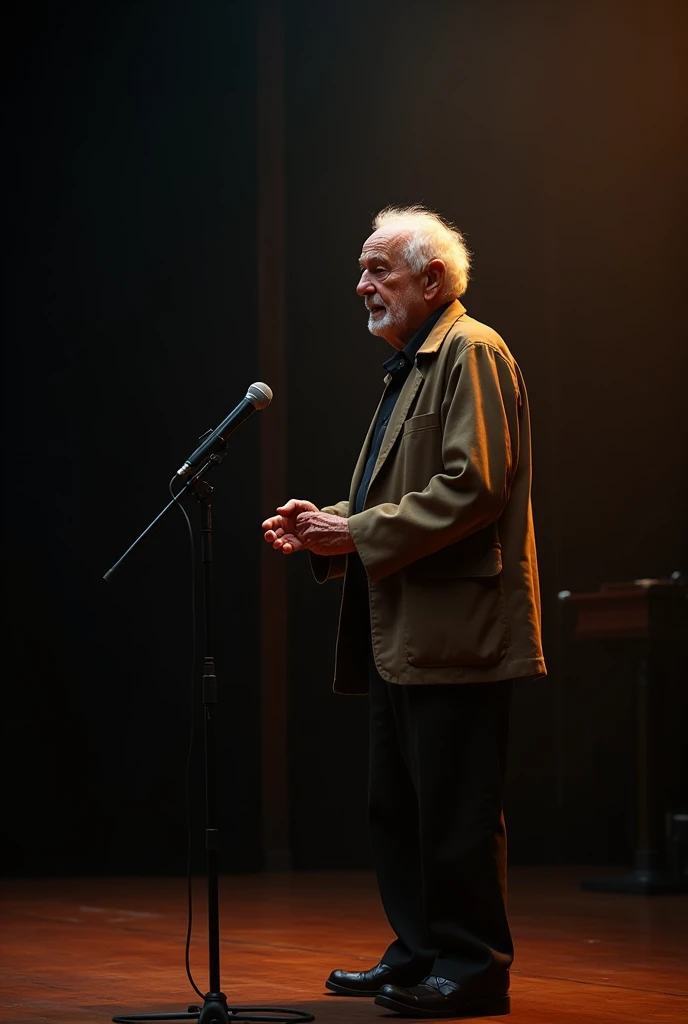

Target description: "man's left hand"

left=295, top=512, right=357, bottom=556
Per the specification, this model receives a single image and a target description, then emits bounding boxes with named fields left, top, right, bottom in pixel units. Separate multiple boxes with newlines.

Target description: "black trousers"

left=367, top=649, right=513, bottom=985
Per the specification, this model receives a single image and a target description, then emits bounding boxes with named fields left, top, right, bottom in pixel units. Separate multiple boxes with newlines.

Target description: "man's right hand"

left=262, top=498, right=320, bottom=554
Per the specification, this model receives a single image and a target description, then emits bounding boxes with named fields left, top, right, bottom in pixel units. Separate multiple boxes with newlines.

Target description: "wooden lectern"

left=560, top=578, right=687, bottom=893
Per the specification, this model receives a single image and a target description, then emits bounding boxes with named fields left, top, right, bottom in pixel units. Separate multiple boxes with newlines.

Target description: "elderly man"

left=262, top=205, right=545, bottom=1019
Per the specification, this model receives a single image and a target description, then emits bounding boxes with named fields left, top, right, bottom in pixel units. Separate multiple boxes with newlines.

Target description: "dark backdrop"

left=2, top=1, right=261, bottom=875
left=2, top=0, right=686, bottom=877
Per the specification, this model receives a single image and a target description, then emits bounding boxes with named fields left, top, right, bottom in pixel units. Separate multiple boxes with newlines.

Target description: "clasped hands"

left=262, top=499, right=356, bottom=556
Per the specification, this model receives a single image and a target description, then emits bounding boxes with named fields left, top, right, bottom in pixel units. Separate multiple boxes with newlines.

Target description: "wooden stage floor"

left=1, top=867, right=686, bottom=1023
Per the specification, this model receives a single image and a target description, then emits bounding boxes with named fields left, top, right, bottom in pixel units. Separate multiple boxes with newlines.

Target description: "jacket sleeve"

left=309, top=499, right=350, bottom=583
left=347, top=342, right=521, bottom=583
left=322, top=500, right=350, bottom=518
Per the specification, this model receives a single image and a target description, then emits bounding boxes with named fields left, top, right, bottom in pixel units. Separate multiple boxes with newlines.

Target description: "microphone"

left=176, top=381, right=273, bottom=479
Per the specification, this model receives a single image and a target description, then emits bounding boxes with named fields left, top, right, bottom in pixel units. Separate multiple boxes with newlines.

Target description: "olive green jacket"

left=312, top=299, right=546, bottom=693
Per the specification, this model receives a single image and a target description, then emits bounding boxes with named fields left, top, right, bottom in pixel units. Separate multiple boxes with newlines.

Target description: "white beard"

left=366, top=300, right=404, bottom=338
left=367, top=309, right=390, bottom=335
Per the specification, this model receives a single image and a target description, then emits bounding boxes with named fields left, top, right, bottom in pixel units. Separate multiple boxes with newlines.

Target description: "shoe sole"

left=325, top=980, right=381, bottom=997
left=374, top=993, right=510, bottom=1018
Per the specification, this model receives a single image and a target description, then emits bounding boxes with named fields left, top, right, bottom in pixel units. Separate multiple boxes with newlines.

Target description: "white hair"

left=373, top=204, right=471, bottom=298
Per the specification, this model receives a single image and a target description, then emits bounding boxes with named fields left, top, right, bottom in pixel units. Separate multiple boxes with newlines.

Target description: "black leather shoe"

left=325, top=962, right=425, bottom=997
left=375, top=973, right=510, bottom=1018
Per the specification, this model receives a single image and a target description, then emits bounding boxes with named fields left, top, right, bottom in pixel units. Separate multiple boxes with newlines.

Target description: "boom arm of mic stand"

left=102, top=453, right=225, bottom=582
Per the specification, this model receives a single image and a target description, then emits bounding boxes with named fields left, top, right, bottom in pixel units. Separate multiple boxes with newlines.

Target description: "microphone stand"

left=104, top=451, right=314, bottom=1024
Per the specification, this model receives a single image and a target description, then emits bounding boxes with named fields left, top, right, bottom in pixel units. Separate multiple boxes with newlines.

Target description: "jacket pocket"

left=398, top=413, right=444, bottom=495
left=403, top=543, right=508, bottom=668
left=402, top=411, right=440, bottom=434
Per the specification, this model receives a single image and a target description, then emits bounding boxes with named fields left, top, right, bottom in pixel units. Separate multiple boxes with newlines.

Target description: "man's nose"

left=356, top=272, right=375, bottom=296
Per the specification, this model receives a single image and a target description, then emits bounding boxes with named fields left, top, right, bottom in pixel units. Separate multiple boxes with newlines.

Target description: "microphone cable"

left=168, top=472, right=205, bottom=1002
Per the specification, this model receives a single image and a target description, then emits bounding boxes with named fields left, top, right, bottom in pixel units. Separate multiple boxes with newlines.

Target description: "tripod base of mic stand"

left=112, top=991, right=315, bottom=1024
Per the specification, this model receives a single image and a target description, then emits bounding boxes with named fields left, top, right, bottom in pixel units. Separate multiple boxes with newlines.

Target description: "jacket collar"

left=382, top=299, right=467, bottom=382
left=353, top=301, right=466, bottom=502
left=417, top=298, right=466, bottom=355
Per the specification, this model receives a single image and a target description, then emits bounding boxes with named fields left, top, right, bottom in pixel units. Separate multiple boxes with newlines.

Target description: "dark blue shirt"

left=353, top=303, right=450, bottom=515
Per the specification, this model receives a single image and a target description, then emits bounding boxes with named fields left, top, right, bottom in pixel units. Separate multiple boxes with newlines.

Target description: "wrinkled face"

left=356, top=228, right=428, bottom=349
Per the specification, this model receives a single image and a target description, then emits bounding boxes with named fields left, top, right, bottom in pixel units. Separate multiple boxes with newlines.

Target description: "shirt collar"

left=382, top=301, right=452, bottom=378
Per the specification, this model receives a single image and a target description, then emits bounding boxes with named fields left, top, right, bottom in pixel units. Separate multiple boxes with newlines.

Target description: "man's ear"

left=423, top=259, right=446, bottom=300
